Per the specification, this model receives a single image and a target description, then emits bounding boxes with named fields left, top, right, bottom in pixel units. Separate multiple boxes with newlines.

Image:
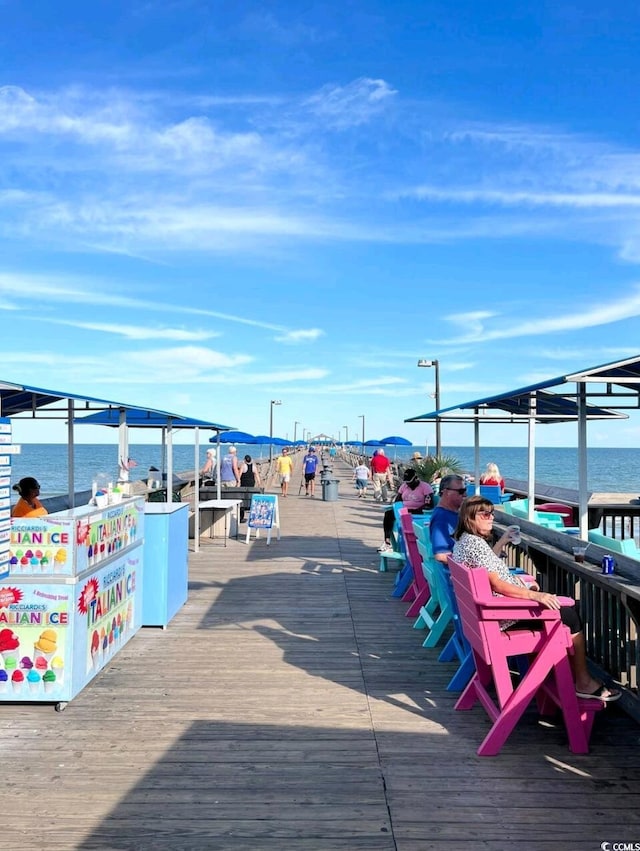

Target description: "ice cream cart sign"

left=9, top=517, right=73, bottom=576
left=0, top=584, right=69, bottom=700
left=75, top=501, right=142, bottom=573
left=77, top=554, right=139, bottom=678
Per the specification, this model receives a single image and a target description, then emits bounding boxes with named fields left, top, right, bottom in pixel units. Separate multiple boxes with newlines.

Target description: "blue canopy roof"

left=75, top=409, right=233, bottom=430
left=0, top=379, right=179, bottom=420
left=405, top=354, right=640, bottom=424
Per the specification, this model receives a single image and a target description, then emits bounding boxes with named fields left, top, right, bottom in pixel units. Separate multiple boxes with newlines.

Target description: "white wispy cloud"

left=0, top=272, right=323, bottom=336
left=436, top=284, right=640, bottom=344
left=302, top=77, right=397, bottom=130
left=274, top=328, right=324, bottom=344
left=32, top=317, right=218, bottom=341
left=397, top=185, right=640, bottom=209
left=0, top=346, right=328, bottom=388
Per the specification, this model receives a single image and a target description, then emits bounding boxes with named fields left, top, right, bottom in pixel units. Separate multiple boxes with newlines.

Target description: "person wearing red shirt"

left=479, top=462, right=505, bottom=493
left=370, top=449, right=393, bottom=502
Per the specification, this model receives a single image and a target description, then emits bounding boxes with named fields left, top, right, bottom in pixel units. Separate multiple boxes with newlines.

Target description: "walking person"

left=370, top=449, right=393, bottom=502
left=302, top=446, right=319, bottom=497
left=352, top=462, right=370, bottom=498
left=275, top=447, right=294, bottom=498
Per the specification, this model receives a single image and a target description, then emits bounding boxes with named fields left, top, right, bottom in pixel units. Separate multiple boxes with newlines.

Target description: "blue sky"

left=2, top=1, right=640, bottom=447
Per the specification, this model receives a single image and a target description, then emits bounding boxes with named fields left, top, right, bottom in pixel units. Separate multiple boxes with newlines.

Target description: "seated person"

left=378, top=469, right=433, bottom=553
left=200, top=449, right=217, bottom=486
left=429, top=474, right=467, bottom=563
left=452, top=495, right=620, bottom=702
left=11, top=477, right=48, bottom=518
left=479, top=462, right=505, bottom=493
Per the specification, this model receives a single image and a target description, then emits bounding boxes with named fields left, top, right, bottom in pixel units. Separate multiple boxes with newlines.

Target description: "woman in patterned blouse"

left=452, top=496, right=620, bottom=702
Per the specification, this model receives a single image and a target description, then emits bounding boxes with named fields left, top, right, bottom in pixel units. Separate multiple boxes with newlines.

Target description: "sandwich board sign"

left=246, top=494, right=280, bottom=545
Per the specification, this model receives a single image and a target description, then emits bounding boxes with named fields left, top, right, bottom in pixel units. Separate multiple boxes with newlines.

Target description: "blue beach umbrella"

left=379, top=436, right=413, bottom=447
left=379, top=434, right=413, bottom=460
left=210, top=430, right=255, bottom=444
left=364, top=439, right=384, bottom=447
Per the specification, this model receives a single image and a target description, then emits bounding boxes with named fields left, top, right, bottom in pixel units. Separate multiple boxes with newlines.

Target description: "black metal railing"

left=496, top=515, right=640, bottom=722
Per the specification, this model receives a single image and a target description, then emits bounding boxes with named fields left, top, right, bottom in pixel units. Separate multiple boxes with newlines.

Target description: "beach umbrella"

left=379, top=434, right=413, bottom=460
left=379, top=436, right=413, bottom=447
left=364, top=439, right=384, bottom=447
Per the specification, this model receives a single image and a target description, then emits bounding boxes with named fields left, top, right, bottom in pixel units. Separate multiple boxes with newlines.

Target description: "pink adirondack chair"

left=398, top=508, right=431, bottom=617
left=447, top=556, right=603, bottom=757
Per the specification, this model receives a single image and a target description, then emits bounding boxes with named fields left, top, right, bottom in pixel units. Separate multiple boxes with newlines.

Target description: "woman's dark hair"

left=402, top=469, right=420, bottom=490
left=244, top=455, right=252, bottom=463
left=453, top=495, right=494, bottom=541
left=13, top=476, right=39, bottom=495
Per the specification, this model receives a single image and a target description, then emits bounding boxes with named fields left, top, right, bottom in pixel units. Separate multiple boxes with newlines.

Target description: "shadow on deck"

left=2, top=460, right=640, bottom=851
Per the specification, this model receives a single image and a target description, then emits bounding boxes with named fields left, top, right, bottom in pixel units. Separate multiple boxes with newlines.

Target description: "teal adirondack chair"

left=412, top=524, right=454, bottom=648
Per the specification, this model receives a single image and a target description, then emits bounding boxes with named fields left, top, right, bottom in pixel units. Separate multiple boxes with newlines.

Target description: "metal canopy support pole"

left=473, top=410, right=480, bottom=494
left=161, top=427, right=167, bottom=481
left=216, top=432, right=221, bottom=501
left=67, top=399, right=75, bottom=509
left=527, top=393, right=537, bottom=521
left=166, top=420, right=174, bottom=503
left=118, top=409, right=128, bottom=487
left=194, top=427, right=200, bottom=552
left=577, top=383, right=589, bottom=539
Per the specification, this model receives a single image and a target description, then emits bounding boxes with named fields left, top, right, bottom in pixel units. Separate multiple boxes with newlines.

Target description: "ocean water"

left=8, top=443, right=640, bottom=498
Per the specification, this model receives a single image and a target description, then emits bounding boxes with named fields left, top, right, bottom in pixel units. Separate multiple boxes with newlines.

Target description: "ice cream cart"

left=1, top=497, right=144, bottom=709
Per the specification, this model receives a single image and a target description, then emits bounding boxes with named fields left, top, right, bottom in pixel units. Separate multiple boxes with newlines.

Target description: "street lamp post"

left=269, top=400, right=282, bottom=464
left=294, top=421, right=301, bottom=443
left=417, top=359, right=441, bottom=456
left=359, top=414, right=365, bottom=449
left=343, top=425, right=349, bottom=444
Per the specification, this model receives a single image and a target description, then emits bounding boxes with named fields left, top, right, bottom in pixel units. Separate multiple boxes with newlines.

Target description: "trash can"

left=322, top=479, right=340, bottom=502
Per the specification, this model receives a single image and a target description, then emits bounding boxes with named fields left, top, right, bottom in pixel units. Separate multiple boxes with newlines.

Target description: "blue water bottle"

left=601, top=555, right=615, bottom=575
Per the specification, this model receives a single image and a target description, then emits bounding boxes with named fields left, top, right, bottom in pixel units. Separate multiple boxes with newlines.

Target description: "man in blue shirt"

left=302, top=446, right=319, bottom=497
left=430, top=474, right=466, bottom=563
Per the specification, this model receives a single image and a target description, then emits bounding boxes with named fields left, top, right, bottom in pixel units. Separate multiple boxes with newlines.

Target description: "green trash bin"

left=322, top=479, right=340, bottom=502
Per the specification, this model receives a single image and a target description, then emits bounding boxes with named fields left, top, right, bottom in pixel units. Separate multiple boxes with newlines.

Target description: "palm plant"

left=412, top=454, right=463, bottom=485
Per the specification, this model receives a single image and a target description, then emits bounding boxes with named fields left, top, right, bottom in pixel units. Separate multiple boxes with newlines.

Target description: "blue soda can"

left=601, top=555, right=615, bottom=575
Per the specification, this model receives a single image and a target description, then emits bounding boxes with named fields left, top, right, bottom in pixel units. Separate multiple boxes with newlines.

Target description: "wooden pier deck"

left=2, top=460, right=640, bottom=851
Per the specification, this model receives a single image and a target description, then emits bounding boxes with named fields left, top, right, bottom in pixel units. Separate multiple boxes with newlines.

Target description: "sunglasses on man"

left=444, top=486, right=467, bottom=495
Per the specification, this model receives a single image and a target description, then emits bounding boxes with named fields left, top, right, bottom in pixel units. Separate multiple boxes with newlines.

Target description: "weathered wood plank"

left=1, top=457, right=639, bottom=851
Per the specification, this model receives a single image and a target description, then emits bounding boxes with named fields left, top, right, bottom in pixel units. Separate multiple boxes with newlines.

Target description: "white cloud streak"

left=438, top=285, right=640, bottom=344
left=0, top=272, right=322, bottom=336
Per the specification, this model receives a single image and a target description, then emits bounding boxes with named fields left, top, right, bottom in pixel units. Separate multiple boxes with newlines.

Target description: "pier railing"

left=496, top=512, right=640, bottom=722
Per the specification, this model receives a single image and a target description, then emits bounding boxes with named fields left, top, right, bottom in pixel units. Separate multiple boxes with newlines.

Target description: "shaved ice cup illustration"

left=42, top=670, right=56, bottom=694
left=0, top=628, right=20, bottom=667
left=11, top=670, right=24, bottom=694
left=33, top=628, right=58, bottom=665
left=51, top=656, right=64, bottom=685
left=27, top=669, right=41, bottom=694
left=90, top=631, right=101, bottom=671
